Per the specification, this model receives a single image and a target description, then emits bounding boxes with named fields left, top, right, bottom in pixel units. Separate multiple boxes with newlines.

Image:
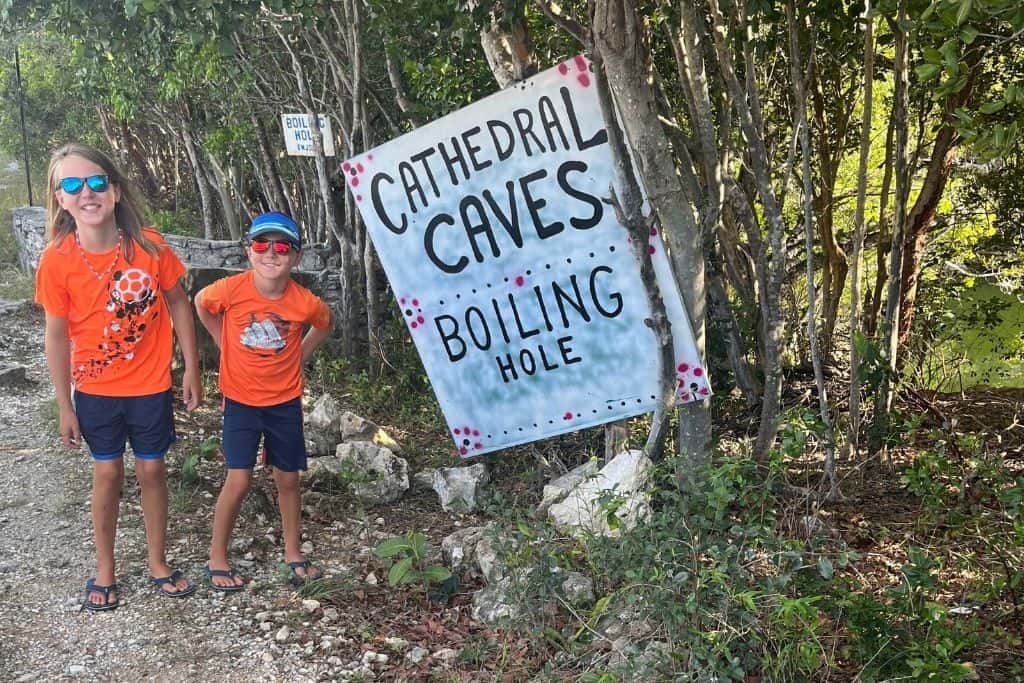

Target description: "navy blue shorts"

left=222, top=397, right=307, bottom=472
left=74, top=389, right=176, bottom=461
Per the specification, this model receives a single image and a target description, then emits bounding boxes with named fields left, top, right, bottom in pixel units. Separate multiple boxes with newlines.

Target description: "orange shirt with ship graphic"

left=196, top=271, right=331, bottom=406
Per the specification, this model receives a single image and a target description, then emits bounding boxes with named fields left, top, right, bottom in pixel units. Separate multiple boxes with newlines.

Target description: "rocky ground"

left=0, top=303, right=528, bottom=682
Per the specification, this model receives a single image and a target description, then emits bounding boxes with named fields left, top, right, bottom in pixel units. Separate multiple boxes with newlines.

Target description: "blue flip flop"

left=151, top=569, right=197, bottom=598
left=205, top=564, right=245, bottom=592
left=82, top=578, right=119, bottom=612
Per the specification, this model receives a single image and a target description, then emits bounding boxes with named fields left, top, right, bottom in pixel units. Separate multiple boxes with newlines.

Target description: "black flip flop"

left=82, top=578, right=119, bottom=612
left=205, top=564, right=245, bottom=592
left=150, top=569, right=197, bottom=598
left=285, top=559, right=322, bottom=585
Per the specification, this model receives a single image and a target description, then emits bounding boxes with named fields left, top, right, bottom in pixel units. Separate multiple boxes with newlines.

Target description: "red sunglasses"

left=249, top=238, right=297, bottom=255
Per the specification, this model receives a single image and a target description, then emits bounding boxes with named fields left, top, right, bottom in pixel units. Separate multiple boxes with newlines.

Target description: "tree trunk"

left=788, top=1, right=837, bottom=498
left=871, top=1, right=911, bottom=452
left=205, top=151, right=241, bottom=240
left=707, top=0, right=788, bottom=460
left=251, top=113, right=292, bottom=216
left=846, top=1, right=874, bottom=460
left=180, top=126, right=215, bottom=239
left=475, top=1, right=538, bottom=88
left=593, top=0, right=711, bottom=466
left=896, top=126, right=958, bottom=347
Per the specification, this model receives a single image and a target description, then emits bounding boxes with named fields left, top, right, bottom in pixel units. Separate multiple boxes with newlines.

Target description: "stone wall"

left=12, top=206, right=336, bottom=278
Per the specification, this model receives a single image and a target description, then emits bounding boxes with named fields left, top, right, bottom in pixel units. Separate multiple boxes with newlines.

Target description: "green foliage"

left=374, top=532, right=452, bottom=595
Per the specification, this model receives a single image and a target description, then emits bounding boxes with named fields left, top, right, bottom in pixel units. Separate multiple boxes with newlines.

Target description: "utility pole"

left=14, top=45, right=34, bottom=206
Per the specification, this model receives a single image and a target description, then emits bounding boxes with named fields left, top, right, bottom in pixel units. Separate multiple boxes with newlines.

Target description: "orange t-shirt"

left=196, top=271, right=331, bottom=407
left=35, top=228, right=186, bottom=396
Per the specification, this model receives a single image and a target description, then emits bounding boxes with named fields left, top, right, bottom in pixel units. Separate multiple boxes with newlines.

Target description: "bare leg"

left=90, top=459, right=124, bottom=607
left=207, top=468, right=252, bottom=588
left=135, top=458, right=189, bottom=593
left=273, top=467, right=319, bottom=579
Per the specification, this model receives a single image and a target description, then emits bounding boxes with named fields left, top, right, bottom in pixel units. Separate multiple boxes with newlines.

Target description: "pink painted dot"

left=357, top=163, right=364, bottom=173
left=677, top=379, right=685, bottom=387
left=464, top=426, right=471, bottom=434
left=699, top=387, right=710, bottom=395
left=412, top=298, right=419, bottom=306
left=563, top=411, right=573, bottom=420
left=368, top=154, right=373, bottom=160
left=453, top=428, right=461, bottom=435
left=678, top=363, right=689, bottom=373
left=410, top=321, right=418, bottom=329
left=342, top=162, right=351, bottom=171
left=577, top=74, right=590, bottom=87
left=574, top=55, right=587, bottom=71
left=460, top=446, right=468, bottom=455
left=474, top=442, right=482, bottom=450
left=648, top=245, right=656, bottom=255
left=350, top=177, right=359, bottom=187
left=693, top=367, right=703, bottom=377
left=650, top=227, right=658, bottom=236
left=399, top=297, right=406, bottom=304
left=515, top=275, right=525, bottom=287
left=356, top=195, right=362, bottom=201
left=558, top=63, right=569, bottom=75
left=416, top=315, right=424, bottom=324
left=681, top=392, right=691, bottom=401
left=472, top=430, right=480, bottom=437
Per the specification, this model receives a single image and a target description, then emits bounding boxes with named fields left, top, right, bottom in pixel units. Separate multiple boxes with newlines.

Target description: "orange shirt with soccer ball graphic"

left=196, top=271, right=331, bottom=407
left=35, top=228, right=186, bottom=397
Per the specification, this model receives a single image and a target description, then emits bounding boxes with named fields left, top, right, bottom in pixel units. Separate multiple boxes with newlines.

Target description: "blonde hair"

left=45, top=143, right=158, bottom=260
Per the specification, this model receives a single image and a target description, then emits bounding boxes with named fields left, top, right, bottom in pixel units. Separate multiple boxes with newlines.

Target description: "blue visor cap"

left=248, top=212, right=301, bottom=248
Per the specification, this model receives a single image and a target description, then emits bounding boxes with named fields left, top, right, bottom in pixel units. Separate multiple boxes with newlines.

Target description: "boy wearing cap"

left=195, top=212, right=332, bottom=590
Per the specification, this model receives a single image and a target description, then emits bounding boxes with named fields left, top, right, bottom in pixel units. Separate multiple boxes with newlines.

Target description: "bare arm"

left=43, top=313, right=80, bottom=448
left=194, top=291, right=223, bottom=349
left=165, top=281, right=203, bottom=412
left=301, top=315, right=332, bottom=364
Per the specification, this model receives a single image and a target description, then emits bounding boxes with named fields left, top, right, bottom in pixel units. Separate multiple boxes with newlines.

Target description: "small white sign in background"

left=281, top=113, right=336, bottom=157
left=343, top=55, right=710, bottom=457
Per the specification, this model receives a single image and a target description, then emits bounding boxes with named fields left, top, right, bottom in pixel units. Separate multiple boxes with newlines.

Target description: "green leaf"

left=979, top=101, right=1006, bottom=114
left=387, top=556, right=414, bottom=586
left=916, top=64, right=942, bottom=81
left=956, top=0, right=973, bottom=25
left=818, top=556, right=835, bottom=579
left=374, top=537, right=411, bottom=559
left=421, top=565, right=452, bottom=583
left=960, top=25, right=979, bottom=44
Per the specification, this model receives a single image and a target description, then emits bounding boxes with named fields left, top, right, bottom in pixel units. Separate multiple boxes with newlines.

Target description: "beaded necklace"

left=75, top=230, right=123, bottom=282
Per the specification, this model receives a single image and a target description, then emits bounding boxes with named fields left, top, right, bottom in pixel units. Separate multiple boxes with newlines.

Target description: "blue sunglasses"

left=58, top=174, right=111, bottom=195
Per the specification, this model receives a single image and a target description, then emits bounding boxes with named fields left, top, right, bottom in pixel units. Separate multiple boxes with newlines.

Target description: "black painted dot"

left=486, top=283, right=492, bottom=288
left=503, top=430, right=508, bottom=435
left=455, top=293, right=461, bottom=299
left=503, top=277, right=509, bottom=282
left=486, top=434, right=491, bottom=438
left=650, top=395, right=656, bottom=400
left=518, top=427, right=523, bottom=431
left=589, top=252, right=595, bottom=258
left=566, top=257, right=572, bottom=264
left=532, top=423, right=537, bottom=428
left=404, top=309, right=412, bottom=316
left=545, top=264, right=551, bottom=269
left=576, top=413, right=581, bottom=418
left=439, top=300, right=445, bottom=306
left=471, top=289, right=477, bottom=294
left=636, top=399, right=642, bottom=403
left=610, top=246, right=616, bottom=252
left=416, top=308, right=422, bottom=313
left=462, top=439, right=470, bottom=446
left=526, top=270, right=532, bottom=275
left=608, top=405, right=613, bottom=410
left=548, top=420, right=554, bottom=424
left=592, top=409, right=598, bottom=414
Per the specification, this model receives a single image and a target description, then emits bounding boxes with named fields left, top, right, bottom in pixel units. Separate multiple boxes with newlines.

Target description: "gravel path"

left=0, top=303, right=466, bottom=682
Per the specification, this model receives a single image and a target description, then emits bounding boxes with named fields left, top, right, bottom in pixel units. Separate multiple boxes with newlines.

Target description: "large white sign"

left=344, top=55, right=710, bottom=457
left=281, top=113, right=336, bottom=157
